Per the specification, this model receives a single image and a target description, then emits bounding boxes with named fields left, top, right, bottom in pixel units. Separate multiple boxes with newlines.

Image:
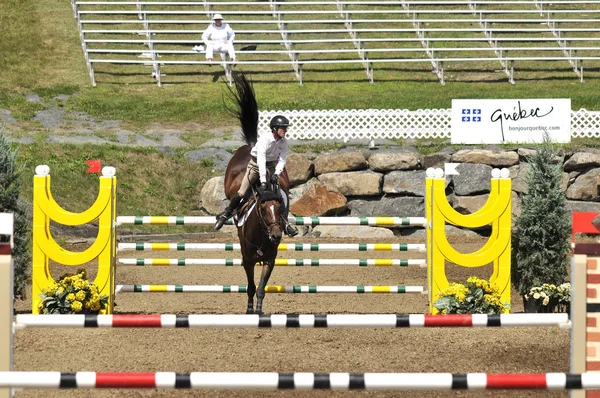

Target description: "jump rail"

left=117, top=258, right=427, bottom=267
left=115, top=216, right=427, bottom=226
left=0, top=371, right=595, bottom=390
left=14, top=313, right=570, bottom=329
left=117, top=242, right=427, bottom=252
left=114, top=284, right=426, bottom=293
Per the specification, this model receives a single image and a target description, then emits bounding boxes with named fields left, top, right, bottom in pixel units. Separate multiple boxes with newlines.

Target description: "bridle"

left=256, top=191, right=283, bottom=236
left=239, top=188, right=283, bottom=256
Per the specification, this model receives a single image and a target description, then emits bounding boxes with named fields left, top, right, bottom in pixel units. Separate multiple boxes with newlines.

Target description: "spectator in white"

left=202, top=13, right=236, bottom=64
left=214, top=115, right=298, bottom=237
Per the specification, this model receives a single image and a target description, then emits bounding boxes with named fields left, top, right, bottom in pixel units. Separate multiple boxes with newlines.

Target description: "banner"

left=451, top=99, right=571, bottom=144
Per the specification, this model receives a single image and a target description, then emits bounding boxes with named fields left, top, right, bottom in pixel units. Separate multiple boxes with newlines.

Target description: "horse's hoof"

left=246, top=309, right=254, bottom=314
left=255, top=310, right=264, bottom=315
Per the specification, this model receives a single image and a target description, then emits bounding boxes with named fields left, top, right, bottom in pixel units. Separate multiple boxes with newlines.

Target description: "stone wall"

left=199, top=146, right=600, bottom=236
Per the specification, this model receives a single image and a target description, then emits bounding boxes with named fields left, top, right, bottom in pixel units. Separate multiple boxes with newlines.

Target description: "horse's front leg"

left=255, top=261, right=275, bottom=315
left=243, top=261, right=256, bottom=314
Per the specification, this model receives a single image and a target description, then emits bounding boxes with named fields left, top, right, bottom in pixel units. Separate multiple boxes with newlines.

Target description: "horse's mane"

left=226, top=73, right=259, bottom=147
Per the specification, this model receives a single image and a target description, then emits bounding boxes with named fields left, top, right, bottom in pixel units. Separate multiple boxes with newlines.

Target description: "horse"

left=223, top=73, right=290, bottom=315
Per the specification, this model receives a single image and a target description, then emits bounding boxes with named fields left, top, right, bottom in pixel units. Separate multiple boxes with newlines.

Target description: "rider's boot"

left=280, top=200, right=299, bottom=237
left=214, top=193, right=242, bottom=230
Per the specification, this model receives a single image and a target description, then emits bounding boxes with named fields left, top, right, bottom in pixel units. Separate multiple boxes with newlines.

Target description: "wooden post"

left=0, top=213, right=14, bottom=398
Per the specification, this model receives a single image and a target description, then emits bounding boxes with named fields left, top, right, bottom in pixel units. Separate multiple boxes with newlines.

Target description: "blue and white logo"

left=461, top=109, right=482, bottom=122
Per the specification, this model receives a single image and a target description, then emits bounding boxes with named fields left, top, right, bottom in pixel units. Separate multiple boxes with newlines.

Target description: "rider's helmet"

left=269, top=115, right=290, bottom=131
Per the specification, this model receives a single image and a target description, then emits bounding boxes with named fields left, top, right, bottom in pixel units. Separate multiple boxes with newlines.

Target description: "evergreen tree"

left=511, top=134, right=571, bottom=300
left=0, top=129, right=31, bottom=299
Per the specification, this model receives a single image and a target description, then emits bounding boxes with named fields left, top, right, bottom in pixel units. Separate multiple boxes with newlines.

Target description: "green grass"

left=14, top=142, right=216, bottom=232
left=1, top=0, right=600, bottom=131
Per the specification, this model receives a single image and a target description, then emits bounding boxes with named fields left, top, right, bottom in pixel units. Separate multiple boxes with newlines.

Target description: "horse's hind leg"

left=255, top=262, right=275, bottom=315
left=243, top=261, right=256, bottom=314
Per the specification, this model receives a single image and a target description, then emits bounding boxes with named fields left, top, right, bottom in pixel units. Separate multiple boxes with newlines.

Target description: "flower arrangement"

left=38, top=269, right=109, bottom=314
left=524, top=282, right=571, bottom=313
left=433, top=276, right=510, bottom=315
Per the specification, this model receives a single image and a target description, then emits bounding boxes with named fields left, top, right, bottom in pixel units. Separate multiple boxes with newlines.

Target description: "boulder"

left=348, top=196, right=425, bottom=218
left=314, top=151, right=367, bottom=175
left=289, top=183, right=347, bottom=216
left=564, top=152, right=600, bottom=172
left=566, top=167, right=600, bottom=201
left=423, top=151, right=453, bottom=169
left=452, top=163, right=494, bottom=195
left=452, top=149, right=519, bottom=167
left=367, top=152, right=421, bottom=172
left=383, top=170, right=427, bottom=196
left=318, top=170, right=382, bottom=196
left=312, top=225, right=394, bottom=238
left=285, top=153, right=313, bottom=187
left=199, top=176, right=227, bottom=214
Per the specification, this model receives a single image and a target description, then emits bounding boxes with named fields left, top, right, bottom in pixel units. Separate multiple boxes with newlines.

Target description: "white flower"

left=533, top=292, right=541, bottom=299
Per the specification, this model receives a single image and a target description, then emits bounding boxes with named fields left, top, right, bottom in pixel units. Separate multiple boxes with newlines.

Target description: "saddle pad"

left=236, top=201, right=257, bottom=227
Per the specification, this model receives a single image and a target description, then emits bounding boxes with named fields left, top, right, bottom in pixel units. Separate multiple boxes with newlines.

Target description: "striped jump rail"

left=116, top=216, right=428, bottom=227
left=117, top=243, right=427, bottom=252
left=118, top=258, right=427, bottom=267
left=115, top=285, right=426, bottom=293
left=0, top=371, right=595, bottom=390
left=14, top=313, right=570, bottom=329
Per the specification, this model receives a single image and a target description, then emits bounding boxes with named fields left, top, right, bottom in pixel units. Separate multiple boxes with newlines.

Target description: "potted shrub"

left=523, top=282, right=571, bottom=313
left=511, top=134, right=571, bottom=312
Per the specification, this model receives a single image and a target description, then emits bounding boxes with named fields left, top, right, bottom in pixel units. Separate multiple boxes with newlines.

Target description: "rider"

left=213, top=115, right=299, bottom=237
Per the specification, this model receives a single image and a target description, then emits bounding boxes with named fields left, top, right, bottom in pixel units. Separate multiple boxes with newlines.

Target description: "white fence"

left=258, top=108, right=600, bottom=140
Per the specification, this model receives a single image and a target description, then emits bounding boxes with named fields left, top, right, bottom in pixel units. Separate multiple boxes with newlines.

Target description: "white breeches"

left=206, top=42, right=236, bottom=60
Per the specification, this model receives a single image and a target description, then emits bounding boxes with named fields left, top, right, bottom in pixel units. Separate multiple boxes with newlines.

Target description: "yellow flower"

left=56, top=287, right=65, bottom=295
left=74, top=279, right=86, bottom=290
left=71, top=301, right=83, bottom=312
left=75, top=290, right=87, bottom=301
left=66, top=293, right=76, bottom=302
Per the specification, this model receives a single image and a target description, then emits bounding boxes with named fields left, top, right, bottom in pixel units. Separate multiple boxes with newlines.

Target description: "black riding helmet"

left=269, top=115, right=290, bottom=130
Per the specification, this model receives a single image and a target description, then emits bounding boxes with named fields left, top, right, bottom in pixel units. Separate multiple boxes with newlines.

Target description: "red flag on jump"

left=571, top=212, right=600, bottom=241
left=86, top=160, right=102, bottom=173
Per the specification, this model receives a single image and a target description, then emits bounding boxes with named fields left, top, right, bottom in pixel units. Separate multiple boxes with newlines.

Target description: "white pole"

left=0, top=213, right=14, bottom=398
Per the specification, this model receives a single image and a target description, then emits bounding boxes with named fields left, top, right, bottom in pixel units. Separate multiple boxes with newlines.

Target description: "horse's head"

left=257, top=190, right=283, bottom=244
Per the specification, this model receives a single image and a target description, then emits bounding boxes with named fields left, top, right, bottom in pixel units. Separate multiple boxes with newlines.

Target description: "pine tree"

left=0, top=129, right=31, bottom=299
left=511, top=134, right=571, bottom=301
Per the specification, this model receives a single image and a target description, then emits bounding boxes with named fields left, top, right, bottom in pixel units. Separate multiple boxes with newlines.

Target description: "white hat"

left=212, top=13, right=224, bottom=20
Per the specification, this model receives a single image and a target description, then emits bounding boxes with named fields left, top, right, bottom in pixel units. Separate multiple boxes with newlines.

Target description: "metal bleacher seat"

left=73, top=0, right=600, bottom=85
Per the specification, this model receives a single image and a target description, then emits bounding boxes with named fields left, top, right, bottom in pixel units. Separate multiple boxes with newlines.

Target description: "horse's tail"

left=227, top=73, right=259, bottom=146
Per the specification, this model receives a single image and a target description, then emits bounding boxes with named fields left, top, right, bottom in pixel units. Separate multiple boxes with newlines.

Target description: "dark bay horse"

left=224, top=73, right=290, bottom=314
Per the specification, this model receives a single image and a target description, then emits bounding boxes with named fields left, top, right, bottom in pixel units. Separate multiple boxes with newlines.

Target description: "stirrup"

left=285, top=224, right=298, bottom=237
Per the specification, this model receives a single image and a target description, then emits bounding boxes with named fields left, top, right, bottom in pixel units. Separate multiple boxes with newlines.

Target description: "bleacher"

left=73, top=0, right=600, bottom=85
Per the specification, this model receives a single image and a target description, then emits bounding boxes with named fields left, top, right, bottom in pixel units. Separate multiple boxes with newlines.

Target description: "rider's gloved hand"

left=260, top=182, right=268, bottom=191
left=270, top=173, right=279, bottom=185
